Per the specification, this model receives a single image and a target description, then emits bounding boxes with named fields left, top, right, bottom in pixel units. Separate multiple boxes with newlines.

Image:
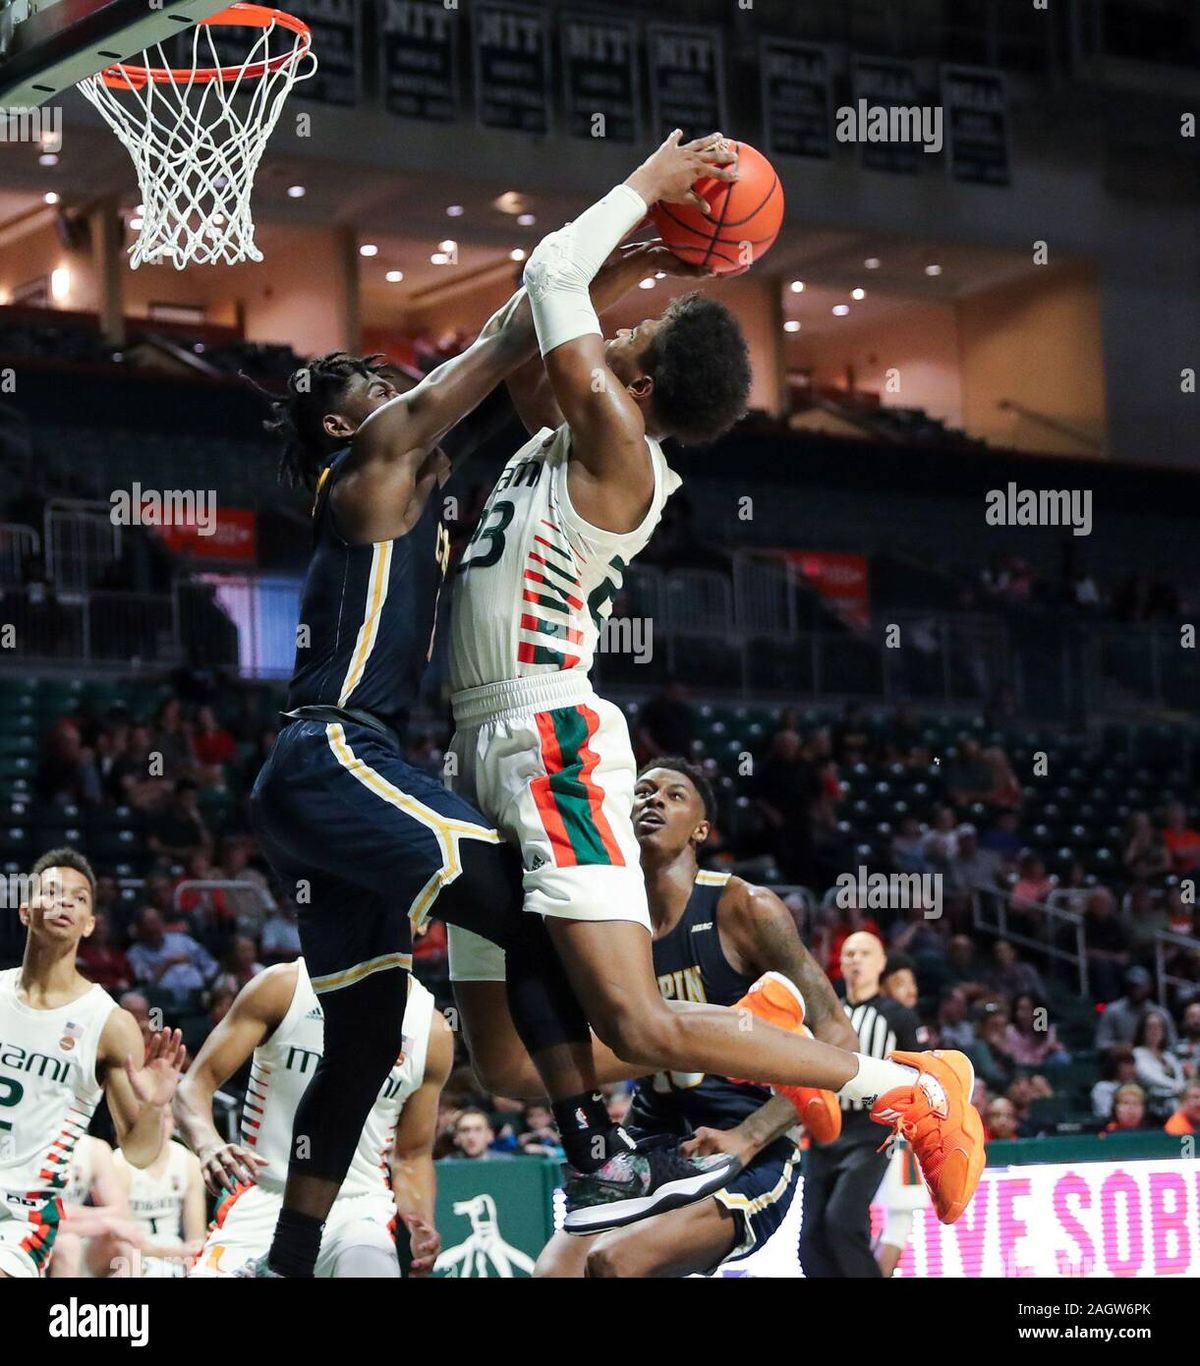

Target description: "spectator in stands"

left=76, top=910, right=131, bottom=994
left=982, top=746, right=1021, bottom=810
left=944, top=933, right=985, bottom=991
left=517, top=1104, right=565, bottom=1161
left=93, top=719, right=131, bottom=805
left=754, top=727, right=821, bottom=885
left=1165, top=886, right=1195, bottom=939
left=967, top=1010, right=1015, bottom=1093
left=134, top=872, right=179, bottom=935
left=1092, top=1045, right=1139, bottom=1120
left=174, top=849, right=233, bottom=944
left=1056, top=860, right=1093, bottom=913
left=634, top=679, right=696, bottom=764
left=1004, top=1077, right=1042, bottom=1138
left=832, top=702, right=871, bottom=765
left=1126, top=884, right=1171, bottom=959
left=979, top=809, right=1024, bottom=863
left=36, top=718, right=101, bottom=807
left=1122, top=810, right=1171, bottom=881
left=1005, top=993, right=1068, bottom=1068
left=217, top=836, right=275, bottom=932
left=151, top=697, right=196, bottom=781
left=1174, top=1000, right=1200, bottom=1075
left=259, top=899, right=302, bottom=964
left=942, top=737, right=998, bottom=810
left=118, top=990, right=154, bottom=1047
left=936, top=987, right=975, bottom=1050
left=946, top=824, right=1005, bottom=908
left=192, top=705, right=235, bottom=787
left=412, top=919, right=448, bottom=977
left=881, top=953, right=919, bottom=1010
left=920, top=806, right=960, bottom=870
left=127, top=906, right=217, bottom=999
left=1095, top=966, right=1178, bottom=1048
left=1162, top=802, right=1200, bottom=876
left=1010, top=854, right=1053, bottom=922
left=450, top=1108, right=511, bottom=1161
left=983, top=1096, right=1019, bottom=1143
left=1133, top=1012, right=1187, bottom=1120
left=882, top=703, right=921, bottom=761
left=890, top=815, right=929, bottom=874
left=604, top=1084, right=632, bottom=1127
left=1164, top=1078, right=1200, bottom=1137
left=1103, top=1083, right=1149, bottom=1134
left=108, top=721, right=165, bottom=811
left=212, top=935, right=264, bottom=998
left=146, top=778, right=211, bottom=862
left=987, top=939, right=1046, bottom=999
left=1081, top=889, right=1131, bottom=1002
left=241, top=727, right=277, bottom=795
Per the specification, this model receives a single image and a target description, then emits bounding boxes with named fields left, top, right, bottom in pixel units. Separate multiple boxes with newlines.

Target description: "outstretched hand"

left=627, top=130, right=739, bottom=217
left=124, top=1026, right=187, bottom=1109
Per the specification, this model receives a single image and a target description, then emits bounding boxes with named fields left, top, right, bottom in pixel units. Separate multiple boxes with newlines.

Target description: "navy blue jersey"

left=628, top=871, right=776, bottom=1138
left=285, top=448, right=452, bottom=731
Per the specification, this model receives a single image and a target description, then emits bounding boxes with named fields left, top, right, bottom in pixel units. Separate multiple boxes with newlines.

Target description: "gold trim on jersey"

left=324, top=723, right=501, bottom=932
left=309, top=951, right=414, bottom=995
left=338, top=540, right=393, bottom=706
left=695, top=870, right=732, bottom=887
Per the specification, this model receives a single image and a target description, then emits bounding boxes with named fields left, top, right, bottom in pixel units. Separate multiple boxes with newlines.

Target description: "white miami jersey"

left=449, top=423, right=680, bottom=692
left=242, top=962, right=435, bottom=1199
left=115, top=1140, right=191, bottom=1246
left=0, top=968, right=116, bottom=1215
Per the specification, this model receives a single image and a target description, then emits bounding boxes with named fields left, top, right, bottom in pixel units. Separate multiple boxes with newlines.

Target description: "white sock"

left=838, top=1053, right=919, bottom=1109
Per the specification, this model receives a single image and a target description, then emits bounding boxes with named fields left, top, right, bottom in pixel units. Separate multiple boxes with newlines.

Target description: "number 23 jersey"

left=448, top=424, right=680, bottom=692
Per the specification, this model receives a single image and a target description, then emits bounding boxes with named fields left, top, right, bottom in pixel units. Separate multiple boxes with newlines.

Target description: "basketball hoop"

left=76, top=4, right=316, bottom=270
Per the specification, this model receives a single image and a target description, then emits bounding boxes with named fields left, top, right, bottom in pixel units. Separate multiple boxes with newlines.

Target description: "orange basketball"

left=649, top=141, right=784, bottom=275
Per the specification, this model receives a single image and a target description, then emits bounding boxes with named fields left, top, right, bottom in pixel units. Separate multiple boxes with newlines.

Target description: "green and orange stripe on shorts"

left=532, top=705, right=625, bottom=867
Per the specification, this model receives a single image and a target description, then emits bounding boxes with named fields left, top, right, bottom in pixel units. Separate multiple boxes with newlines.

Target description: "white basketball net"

left=76, top=13, right=316, bottom=269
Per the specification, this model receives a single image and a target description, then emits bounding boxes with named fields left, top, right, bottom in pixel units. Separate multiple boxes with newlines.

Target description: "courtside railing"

left=970, top=885, right=1090, bottom=997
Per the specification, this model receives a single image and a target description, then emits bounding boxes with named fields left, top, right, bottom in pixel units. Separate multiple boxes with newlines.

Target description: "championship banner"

left=155, top=508, right=257, bottom=563
left=561, top=12, right=640, bottom=144
left=760, top=37, right=833, bottom=161
left=850, top=55, right=923, bottom=175
left=431, top=1157, right=559, bottom=1278
left=380, top=0, right=459, bottom=122
left=285, top=0, right=361, bottom=106
left=646, top=23, right=727, bottom=143
left=775, top=550, right=871, bottom=631
left=473, top=2, right=552, bottom=134
left=942, top=64, right=1011, bottom=187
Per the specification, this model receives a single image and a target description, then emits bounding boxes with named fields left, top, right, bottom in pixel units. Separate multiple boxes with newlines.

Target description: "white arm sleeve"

left=522, top=183, right=647, bottom=357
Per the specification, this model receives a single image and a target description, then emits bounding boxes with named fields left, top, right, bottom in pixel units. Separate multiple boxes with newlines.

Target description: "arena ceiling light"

left=638, top=277, right=655, bottom=289
left=446, top=204, right=464, bottom=217
left=509, top=248, right=526, bottom=262
left=925, top=263, right=942, bottom=276
left=430, top=252, right=449, bottom=265
left=439, top=240, right=457, bottom=253
left=517, top=213, right=536, bottom=226
left=832, top=303, right=850, bottom=316
left=789, top=279, right=805, bottom=293
left=129, top=215, right=144, bottom=230
left=852, top=287, right=866, bottom=300
left=359, top=243, right=379, bottom=257
left=493, top=190, right=529, bottom=215
left=43, top=191, right=59, bottom=204
left=386, top=270, right=404, bottom=283
left=864, top=257, right=881, bottom=269
left=39, top=152, right=58, bottom=166
left=287, top=185, right=306, bottom=198
left=784, top=320, right=801, bottom=333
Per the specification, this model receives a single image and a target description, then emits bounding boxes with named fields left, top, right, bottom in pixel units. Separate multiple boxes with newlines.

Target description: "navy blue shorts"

left=711, top=1137, right=803, bottom=1266
left=250, top=718, right=523, bottom=993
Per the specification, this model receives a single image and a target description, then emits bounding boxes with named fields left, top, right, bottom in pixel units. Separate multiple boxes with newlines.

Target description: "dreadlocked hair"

left=258, top=352, right=389, bottom=489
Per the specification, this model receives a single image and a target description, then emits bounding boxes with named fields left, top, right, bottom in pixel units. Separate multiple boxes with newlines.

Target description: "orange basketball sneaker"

left=732, top=973, right=843, bottom=1145
left=869, top=1049, right=985, bottom=1225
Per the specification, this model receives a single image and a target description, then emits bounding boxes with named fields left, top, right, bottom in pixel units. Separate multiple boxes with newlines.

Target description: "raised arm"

left=175, top=965, right=295, bottom=1193
left=98, top=1014, right=186, bottom=1169
left=721, top=882, right=860, bottom=1053
left=521, top=131, right=736, bottom=532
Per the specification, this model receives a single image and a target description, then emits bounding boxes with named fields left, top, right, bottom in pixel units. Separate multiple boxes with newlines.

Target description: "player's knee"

left=593, top=997, right=679, bottom=1069
left=584, top=1237, right=634, bottom=1279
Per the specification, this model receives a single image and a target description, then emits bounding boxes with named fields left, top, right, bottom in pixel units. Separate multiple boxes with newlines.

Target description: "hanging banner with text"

left=849, top=55, right=924, bottom=175
left=942, top=64, right=1010, bottom=187
left=561, top=12, right=640, bottom=144
left=380, top=0, right=459, bottom=122
left=760, top=37, right=833, bottom=161
left=646, top=23, right=727, bottom=144
left=286, top=0, right=361, bottom=106
left=473, top=2, right=552, bottom=134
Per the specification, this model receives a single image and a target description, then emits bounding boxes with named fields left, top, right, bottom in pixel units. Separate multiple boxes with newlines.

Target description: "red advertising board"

left=774, top=549, right=871, bottom=630
left=156, top=508, right=257, bottom=562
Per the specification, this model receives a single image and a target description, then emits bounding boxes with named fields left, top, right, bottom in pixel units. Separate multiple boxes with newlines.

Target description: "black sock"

left=268, top=1208, right=324, bottom=1278
left=552, top=1092, right=635, bottom=1173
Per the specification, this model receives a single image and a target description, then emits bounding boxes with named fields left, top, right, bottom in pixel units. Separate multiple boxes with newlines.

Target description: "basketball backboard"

left=0, top=0, right=230, bottom=108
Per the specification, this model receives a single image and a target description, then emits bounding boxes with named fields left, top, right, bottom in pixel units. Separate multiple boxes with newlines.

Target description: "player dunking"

left=179, top=964, right=449, bottom=1278
left=445, top=129, right=985, bottom=1231
left=0, top=849, right=185, bottom=1279
left=245, top=217, right=718, bottom=1274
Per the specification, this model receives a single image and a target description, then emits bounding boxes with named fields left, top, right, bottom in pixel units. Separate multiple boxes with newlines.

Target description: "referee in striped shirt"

left=799, top=931, right=926, bottom=1277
